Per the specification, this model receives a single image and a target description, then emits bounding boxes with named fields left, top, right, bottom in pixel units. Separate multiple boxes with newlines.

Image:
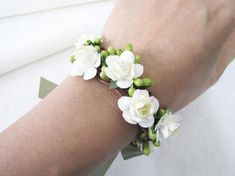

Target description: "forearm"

left=0, top=76, right=138, bottom=175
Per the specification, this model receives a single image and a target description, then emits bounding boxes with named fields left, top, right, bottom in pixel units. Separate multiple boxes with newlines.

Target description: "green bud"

left=125, top=43, right=133, bottom=52
left=134, top=55, right=141, bottom=63
left=101, top=62, right=107, bottom=66
left=85, top=39, right=92, bottom=45
left=69, top=55, right=75, bottom=63
left=94, top=37, right=102, bottom=45
left=152, top=140, right=161, bottom=147
left=133, top=78, right=143, bottom=87
left=100, top=50, right=109, bottom=59
left=94, top=45, right=101, bottom=52
left=138, top=131, right=147, bottom=140
left=143, top=142, right=150, bottom=156
left=116, top=48, right=123, bottom=56
left=101, top=66, right=107, bottom=72
left=148, top=127, right=157, bottom=140
left=159, top=108, right=166, bottom=117
left=108, top=46, right=116, bottom=55
left=128, top=87, right=136, bottom=97
left=99, top=71, right=109, bottom=81
left=143, top=78, right=153, bottom=87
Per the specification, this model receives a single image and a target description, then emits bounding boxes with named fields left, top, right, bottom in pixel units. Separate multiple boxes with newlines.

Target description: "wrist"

left=44, top=76, right=140, bottom=174
left=101, top=34, right=176, bottom=110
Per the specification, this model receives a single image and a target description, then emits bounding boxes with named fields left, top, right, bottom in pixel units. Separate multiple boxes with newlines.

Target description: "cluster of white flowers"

left=118, top=89, right=181, bottom=141
left=70, top=34, right=181, bottom=143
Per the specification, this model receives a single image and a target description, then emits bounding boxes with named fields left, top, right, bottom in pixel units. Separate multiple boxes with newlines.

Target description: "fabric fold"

left=0, top=1, right=113, bottom=75
left=0, top=0, right=106, bottom=18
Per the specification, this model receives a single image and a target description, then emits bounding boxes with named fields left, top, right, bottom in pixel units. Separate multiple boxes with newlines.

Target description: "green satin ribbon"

left=38, top=77, right=144, bottom=175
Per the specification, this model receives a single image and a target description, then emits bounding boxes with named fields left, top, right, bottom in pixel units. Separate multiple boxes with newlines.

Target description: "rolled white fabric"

left=0, top=0, right=106, bottom=18
left=0, top=0, right=114, bottom=75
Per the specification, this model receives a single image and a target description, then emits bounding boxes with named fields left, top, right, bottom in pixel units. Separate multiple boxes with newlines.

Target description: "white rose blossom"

left=118, top=89, right=159, bottom=128
left=70, top=45, right=101, bottom=80
left=155, top=112, right=181, bottom=141
left=104, top=51, right=144, bottom=88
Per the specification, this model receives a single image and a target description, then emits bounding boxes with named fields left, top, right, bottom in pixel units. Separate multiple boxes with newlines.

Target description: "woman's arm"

left=0, top=77, right=139, bottom=176
left=0, top=0, right=234, bottom=175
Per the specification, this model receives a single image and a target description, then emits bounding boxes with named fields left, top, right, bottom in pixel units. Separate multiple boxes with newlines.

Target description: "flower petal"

left=154, top=123, right=160, bottom=131
left=116, top=80, right=133, bottom=88
left=156, top=130, right=161, bottom=142
left=106, top=55, right=119, bottom=66
left=160, top=126, right=170, bottom=139
left=168, top=122, right=180, bottom=132
left=94, top=54, right=101, bottom=68
left=120, top=51, right=135, bottom=63
left=83, top=67, right=97, bottom=80
left=138, top=116, right=154, bottom=128
left=170, top=125, right=181, bottom=137
left=122, top=111, right=137, bottom=125
left=104, top=67, right=116, bottom=81
left=150, top=97, right=159, bottom=113
left=134, top=64, right=144, bottom=78
left=170, top=114, right=182, bottom=123
left=132, top=89, right=149, bottom=99
left=132, top=116, right=145, bottom=123
left=70, top=60, right=85, bottom=76
left=118, top=96, right=131, bottom=111
left=75, top=45, right=93, bottom=58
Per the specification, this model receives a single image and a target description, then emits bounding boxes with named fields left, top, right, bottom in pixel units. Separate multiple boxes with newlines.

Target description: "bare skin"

left=0, top=0, right=234, bottom=175
left=102, top=0, right=235, bottom=110
left=0, top=77, right=138, bottom=175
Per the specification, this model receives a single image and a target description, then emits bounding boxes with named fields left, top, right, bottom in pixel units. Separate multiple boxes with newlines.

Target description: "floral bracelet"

left=69, top=34, right=181, bottom=156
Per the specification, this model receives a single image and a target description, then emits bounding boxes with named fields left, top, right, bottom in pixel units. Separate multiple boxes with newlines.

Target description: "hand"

left=102, top=0, right=235, bottom=111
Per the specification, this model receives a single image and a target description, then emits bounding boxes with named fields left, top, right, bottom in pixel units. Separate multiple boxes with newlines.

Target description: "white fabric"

left=0, top=0, right=113, bottom=75
left=0, top=0, right=106, bottom=18
left=0, top=1, right=235, bottom=176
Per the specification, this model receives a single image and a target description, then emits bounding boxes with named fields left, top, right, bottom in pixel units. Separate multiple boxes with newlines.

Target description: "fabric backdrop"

left=0, top=0, right=112, bottom=75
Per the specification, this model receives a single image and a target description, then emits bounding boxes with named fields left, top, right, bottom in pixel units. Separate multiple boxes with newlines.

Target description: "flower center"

left=137, top=102, right=153, bottom=118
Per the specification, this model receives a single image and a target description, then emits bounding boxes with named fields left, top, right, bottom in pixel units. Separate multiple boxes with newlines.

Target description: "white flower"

left=70, top=45, right=101, bottom=80
left=75, top=33, right=99, bottom=46
left=155, top=112, right=181, bottom=141
left=118, top=89, right=159, bottom=128
left=104, top=51, right=144, bottom=88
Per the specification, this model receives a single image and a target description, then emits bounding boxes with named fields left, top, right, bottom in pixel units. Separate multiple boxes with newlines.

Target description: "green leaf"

left=121, top=144, right=144, bottom=160
left=38, top=77, right=58, bottom=99
left=109, top=80, right=118, bottom=89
